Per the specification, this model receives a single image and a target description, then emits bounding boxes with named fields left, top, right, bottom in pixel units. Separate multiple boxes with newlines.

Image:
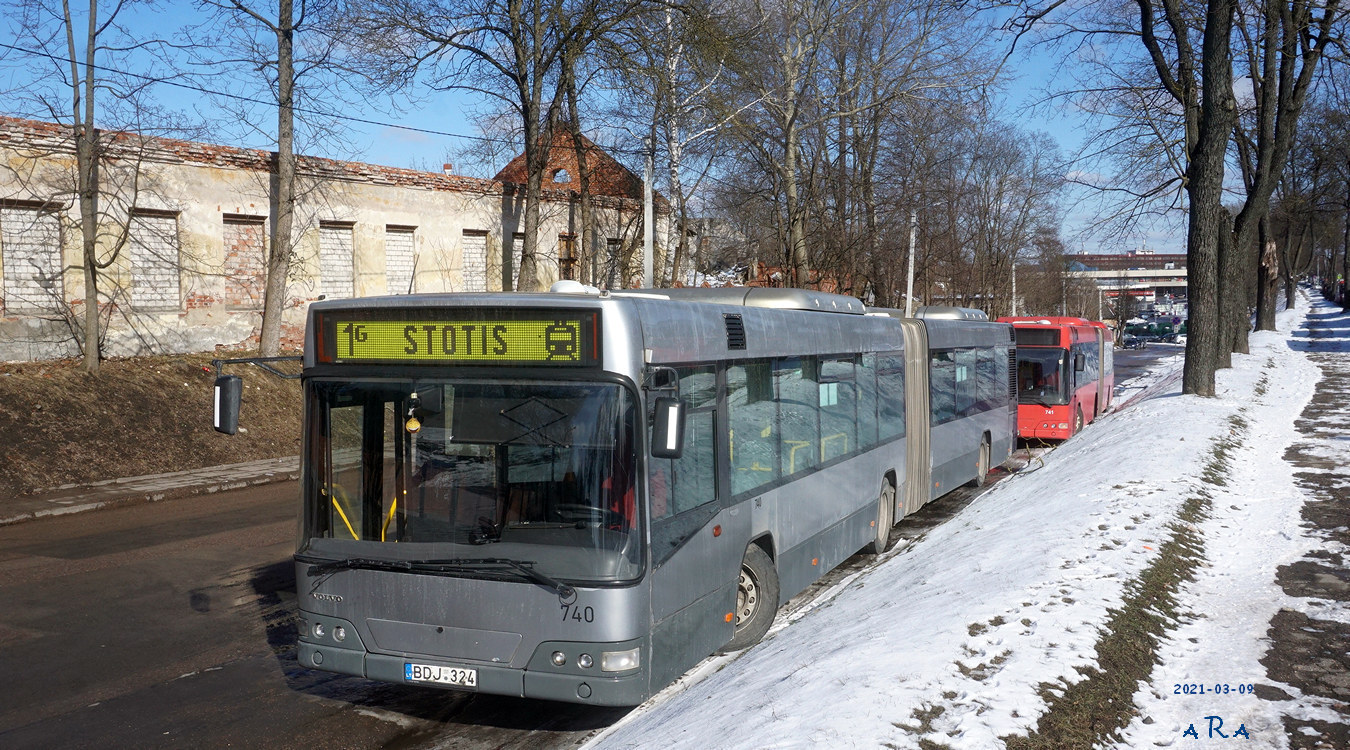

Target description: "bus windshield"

left=1016, top=349, right=1068, bottom=405
left=300, top=378, right=641, bottom=583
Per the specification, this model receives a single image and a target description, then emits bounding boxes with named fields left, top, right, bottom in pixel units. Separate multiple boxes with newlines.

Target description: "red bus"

left=996, top=316, right=1115, bottom=440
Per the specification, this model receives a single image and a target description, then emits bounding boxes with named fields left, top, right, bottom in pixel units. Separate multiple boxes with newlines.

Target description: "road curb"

left=0, top=458, right=300, bottom=528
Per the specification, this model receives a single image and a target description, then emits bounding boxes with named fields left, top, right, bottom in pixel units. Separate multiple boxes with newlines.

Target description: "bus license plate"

left=405, top=663, right=478, bottom=688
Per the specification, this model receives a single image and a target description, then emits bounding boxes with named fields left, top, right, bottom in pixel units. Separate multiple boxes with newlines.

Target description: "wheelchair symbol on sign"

left=545, top=321, right=578, bottom=360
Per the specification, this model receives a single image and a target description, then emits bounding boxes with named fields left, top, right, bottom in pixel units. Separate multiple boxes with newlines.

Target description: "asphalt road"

left=0, top=482, right=625, bottom=749
left=1111, top=340, right=1185, bottom=386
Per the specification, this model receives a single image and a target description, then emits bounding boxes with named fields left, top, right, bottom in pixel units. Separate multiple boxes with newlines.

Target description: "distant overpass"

left=1067, top=253, right=1187, bottom=303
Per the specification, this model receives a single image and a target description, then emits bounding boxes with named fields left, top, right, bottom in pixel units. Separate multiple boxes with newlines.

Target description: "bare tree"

left=1, top=0, right=193, bottom=373
left=1227, top=0, right=1344, bottom=348
left=351, top=0, right=649, bottom=291
left=186, top=0, right=364, bottom=355
left=1011, top=0, right=1343, bottom=393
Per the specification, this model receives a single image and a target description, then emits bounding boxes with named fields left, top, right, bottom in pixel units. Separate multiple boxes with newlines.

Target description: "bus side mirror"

left=214, top=375, right=242, bottom=435
left=1074, top=353, right=1086, bottom=372
left=651, top=397, right=685, bottom=459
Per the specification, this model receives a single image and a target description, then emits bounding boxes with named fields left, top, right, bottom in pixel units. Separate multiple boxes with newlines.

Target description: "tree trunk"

left=785, top=118, right=808, bottom=287
left=519, top=163, right=544, bottom=291
left=74, top=1, right=101, bottom=374
left=1255, top=215, right=1277, bottom=331
left=259, top=0, right=295, bottom=357
left=1344, top=174, right=1350, bottom=310
left=77, top=124, right=100, bottom=374
left=666, top=132, right=685, bottom=287
left=563, top=50, right=593, bottom=287
left=1218, top=221, right=1250, bottom=360
left=1181, top=0, right=1238, bottom=398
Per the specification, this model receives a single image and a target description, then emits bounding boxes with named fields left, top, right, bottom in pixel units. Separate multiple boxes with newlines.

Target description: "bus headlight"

left=600, top=647, right=640, bottom=672
left=314, top=622, right=326, bottom=638
left=552, top=651, right=568, bottom=667
left=334, top=626, right=346, bottom=642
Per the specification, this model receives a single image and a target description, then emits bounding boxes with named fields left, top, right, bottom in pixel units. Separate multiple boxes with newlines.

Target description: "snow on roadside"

left=589, top=322, right=1313, bottom=748
left=1110, top=298, right=1340, bottom=749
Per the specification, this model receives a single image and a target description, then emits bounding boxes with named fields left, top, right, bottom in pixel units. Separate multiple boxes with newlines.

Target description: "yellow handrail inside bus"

left=784, top=440, right=811, bottom=473
left=821, top=432, right=849, bottom=460
left=325, top=486, right=359, bottom=540
left=381, top=491, right=401, bottom=541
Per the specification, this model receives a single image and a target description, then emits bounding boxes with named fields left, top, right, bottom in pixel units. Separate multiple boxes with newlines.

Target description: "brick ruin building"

left=0, top=117, right=667, bottom=361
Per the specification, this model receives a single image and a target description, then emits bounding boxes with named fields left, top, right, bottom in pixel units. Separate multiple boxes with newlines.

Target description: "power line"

left=0, top=40, right=502, bottom=144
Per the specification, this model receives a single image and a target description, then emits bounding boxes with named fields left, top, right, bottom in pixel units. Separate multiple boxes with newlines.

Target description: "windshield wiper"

left=298, top=556, right=575, bottom=598
left=299, top=556, right=413, bottom=576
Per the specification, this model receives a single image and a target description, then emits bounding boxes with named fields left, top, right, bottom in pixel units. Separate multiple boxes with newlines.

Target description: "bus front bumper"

left=297, top=640, right=648, bottom=706
left=1022, top=421, right=1072, bottom=440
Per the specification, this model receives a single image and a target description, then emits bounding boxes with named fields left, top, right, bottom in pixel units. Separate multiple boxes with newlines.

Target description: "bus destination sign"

left=326, top=312, right=599, bottom=366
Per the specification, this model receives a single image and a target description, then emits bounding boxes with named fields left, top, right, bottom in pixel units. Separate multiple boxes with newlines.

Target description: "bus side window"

left=877, top=352, right=905, bottom=440
left=651, top=366, right=719, bottom=566
left=819, top=357, right=856, bottom=462
left=930, top=350, right=957, bottom=425
left=727, top=362, right=780, bottom=495
left=775, top=356, right=819, bottom=475
left=650, top=366, right=717, bottom=519
left=976, top=348, right=999, bottom=412
left=857, top=353, right=879, bottom=449
left=954, top=349, right=978, bottom=418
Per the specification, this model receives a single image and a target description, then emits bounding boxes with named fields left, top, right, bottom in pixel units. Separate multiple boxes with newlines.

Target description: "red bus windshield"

left=1016, top=348, right=1068, bottom=405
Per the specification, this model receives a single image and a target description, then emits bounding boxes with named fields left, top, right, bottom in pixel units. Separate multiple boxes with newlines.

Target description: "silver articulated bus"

left=213, top=285, right=1016, bottom=706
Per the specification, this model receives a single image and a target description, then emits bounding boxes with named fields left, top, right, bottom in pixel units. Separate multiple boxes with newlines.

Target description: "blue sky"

left=1001, top=39, right=1188, bottom=257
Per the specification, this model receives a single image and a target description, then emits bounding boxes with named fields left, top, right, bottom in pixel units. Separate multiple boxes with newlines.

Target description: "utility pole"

left=904, top=209, right=917, bottom=317
left=643, top=137, right=654, bottom=288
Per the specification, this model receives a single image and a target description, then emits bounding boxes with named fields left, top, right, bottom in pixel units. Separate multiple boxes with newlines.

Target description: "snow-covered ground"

left=587, top=294, right=1347, bottom=749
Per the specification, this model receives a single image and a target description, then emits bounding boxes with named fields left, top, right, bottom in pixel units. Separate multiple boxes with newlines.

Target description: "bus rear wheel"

left=866, top=480, right=895, bottom=555
left=721, top=545, right=779, bottom=653
left=968, top=438, right=990, bottom=488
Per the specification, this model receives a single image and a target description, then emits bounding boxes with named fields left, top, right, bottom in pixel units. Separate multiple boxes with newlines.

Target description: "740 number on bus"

left=561, top=603, right=595, bottom=623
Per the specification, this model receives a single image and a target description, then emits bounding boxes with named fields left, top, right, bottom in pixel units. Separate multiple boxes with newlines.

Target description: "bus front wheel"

left=866, top=480, right=895, bottom=554
left=1073, top=406, right=1085, bottom=435
left=721, top=545, right=779, bottom=653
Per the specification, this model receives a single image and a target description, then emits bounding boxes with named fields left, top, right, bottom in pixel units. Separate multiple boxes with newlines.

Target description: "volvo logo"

left=311, top=592, right=343, bottom=603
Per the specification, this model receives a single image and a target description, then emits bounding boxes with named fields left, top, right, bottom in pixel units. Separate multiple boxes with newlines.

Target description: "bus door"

left=646, top=366, right=738, bottom=691
left=1096, top=329, right=1113, bottom=413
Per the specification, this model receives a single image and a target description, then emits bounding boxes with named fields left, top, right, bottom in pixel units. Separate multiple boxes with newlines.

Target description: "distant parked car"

left=1122, top=334, right=1145, bottom=349
left=1175, top=334, right=1187, bottom=345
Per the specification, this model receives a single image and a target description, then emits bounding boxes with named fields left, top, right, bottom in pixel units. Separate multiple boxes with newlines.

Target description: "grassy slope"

left=0, top=352, right=302, bottom=498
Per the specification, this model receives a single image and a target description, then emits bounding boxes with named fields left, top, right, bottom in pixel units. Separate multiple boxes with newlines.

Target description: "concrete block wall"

left=129, top=213, right=181, bottom=311
left=0, top=206, right=63, bottom=314
left=384, top=226, right=415, bottom=295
